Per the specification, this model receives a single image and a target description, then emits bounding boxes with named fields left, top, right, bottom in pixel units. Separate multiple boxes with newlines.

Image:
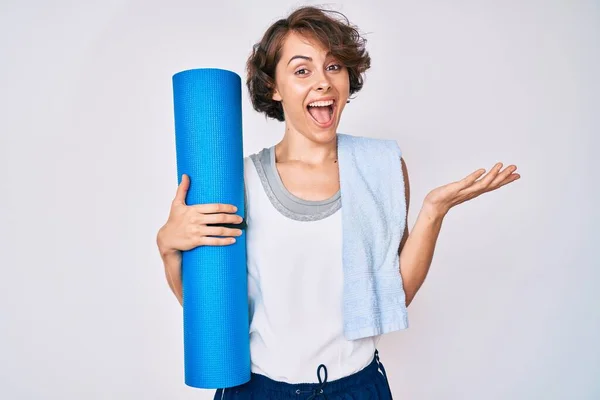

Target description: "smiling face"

left=271, top=31, right=350, bottom=142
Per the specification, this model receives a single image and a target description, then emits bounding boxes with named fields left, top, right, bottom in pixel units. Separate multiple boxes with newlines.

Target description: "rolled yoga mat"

left=172, top=68, right=250, bottom=389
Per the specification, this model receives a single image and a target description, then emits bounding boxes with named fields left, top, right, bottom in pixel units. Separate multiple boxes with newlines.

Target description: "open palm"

left=425, top=162, right=521, bottom=215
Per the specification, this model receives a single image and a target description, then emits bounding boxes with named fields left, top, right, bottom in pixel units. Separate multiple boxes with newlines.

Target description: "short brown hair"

left=246, top=6, right=371, bottom=121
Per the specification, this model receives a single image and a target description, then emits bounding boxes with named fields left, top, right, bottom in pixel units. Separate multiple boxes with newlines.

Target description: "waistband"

left=244, top=350, right=384, bottom=396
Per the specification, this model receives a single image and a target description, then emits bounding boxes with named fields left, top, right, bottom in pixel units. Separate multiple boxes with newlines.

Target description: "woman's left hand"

left=423, top=162, right=520, bottom=218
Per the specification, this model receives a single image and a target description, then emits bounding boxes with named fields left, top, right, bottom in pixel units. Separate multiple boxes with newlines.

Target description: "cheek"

left=331, top=74, right=350, bottom=95
left=341, top=73, right=351, bottom=93
left=285, top=82, right=311, bottom=105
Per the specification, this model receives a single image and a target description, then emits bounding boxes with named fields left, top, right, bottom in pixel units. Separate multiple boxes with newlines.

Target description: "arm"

left=398, top=157, right=445, bottom=307
left=397, top=157, right=520, bottom=307
left=157, top=230, right=184, bottom=306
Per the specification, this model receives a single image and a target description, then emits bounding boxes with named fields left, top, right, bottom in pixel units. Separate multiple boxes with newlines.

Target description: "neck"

left=275, top=127, right=338, bottom=166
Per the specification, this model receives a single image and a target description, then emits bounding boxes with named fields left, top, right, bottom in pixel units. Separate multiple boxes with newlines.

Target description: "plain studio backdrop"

left=1, top=0, right=598, bottom=399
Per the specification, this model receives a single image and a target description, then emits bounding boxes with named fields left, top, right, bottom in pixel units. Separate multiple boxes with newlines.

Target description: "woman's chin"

left=308, top=120, right=338, bottom=136
left=308, top=128, right=339, bottom=144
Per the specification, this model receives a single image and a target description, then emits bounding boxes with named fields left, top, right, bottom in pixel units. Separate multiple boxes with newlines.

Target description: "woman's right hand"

left=157, top=173, right=243, bottom=256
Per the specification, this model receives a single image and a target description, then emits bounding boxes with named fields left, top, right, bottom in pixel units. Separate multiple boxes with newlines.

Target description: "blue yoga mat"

left=172, top=68, right=250, bottom=389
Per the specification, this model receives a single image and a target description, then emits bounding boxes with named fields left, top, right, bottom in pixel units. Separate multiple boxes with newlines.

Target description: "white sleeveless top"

left=244, top=146, right=380, bottom=384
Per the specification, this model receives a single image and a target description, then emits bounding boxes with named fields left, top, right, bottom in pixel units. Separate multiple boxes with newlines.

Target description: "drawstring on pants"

left=295, top=363, right=328, bottom=398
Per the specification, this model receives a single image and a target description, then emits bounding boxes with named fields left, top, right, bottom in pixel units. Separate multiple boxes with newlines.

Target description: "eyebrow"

left=287, top=52, right=333, bottom=65
left=287, top=55, right=312, bottom=65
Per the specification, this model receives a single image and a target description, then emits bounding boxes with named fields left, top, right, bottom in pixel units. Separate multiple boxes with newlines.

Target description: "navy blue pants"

left=214, top=349, right=393, bottom=399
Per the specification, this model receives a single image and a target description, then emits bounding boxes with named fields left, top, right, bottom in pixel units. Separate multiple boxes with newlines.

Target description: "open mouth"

left=306, top=99, right=336, bottom=127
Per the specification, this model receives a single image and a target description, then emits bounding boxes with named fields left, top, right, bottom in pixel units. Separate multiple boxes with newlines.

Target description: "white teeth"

left=308, top=100, right=334, bottom=107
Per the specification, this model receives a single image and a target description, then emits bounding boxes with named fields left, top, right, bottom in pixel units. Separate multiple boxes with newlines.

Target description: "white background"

left=1, top=0, right=598, bottom=399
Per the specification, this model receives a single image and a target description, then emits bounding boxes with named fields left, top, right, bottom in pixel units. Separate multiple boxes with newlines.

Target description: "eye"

left=294, top=68, right=308, bottom=75
left=328, top=64, right=342, bottom=71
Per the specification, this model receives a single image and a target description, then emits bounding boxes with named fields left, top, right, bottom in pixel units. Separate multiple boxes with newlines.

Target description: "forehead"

left=279, top=31, right=329, bottom=58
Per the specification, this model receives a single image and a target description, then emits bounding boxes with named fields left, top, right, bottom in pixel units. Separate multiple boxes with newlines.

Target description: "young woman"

left=156, top=6, right=520, bottom=399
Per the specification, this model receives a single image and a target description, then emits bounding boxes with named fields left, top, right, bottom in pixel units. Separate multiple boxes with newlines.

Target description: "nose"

left=314, top=71, right=331, bottom=92
left=316, top=81, right=331, bottom=92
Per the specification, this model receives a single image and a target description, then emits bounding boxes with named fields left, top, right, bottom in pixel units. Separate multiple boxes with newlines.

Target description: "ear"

left=272, top=86, right=282, bottom=102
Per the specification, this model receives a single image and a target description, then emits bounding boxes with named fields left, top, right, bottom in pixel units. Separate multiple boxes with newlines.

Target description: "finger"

left=460, top=168, right=487, bottom=189
left=490, top=165, right=517, bottom=188
left=465, top=163, right=503, bottom=193
left=192, top=203, right=238, bottom=215
left=495, top=173, right=521, bottom=189
left=200, top=226, right=243, bottom=237
left=200, top=212, right=244, bottom=225
left=173, top=174, right=190, bottom=205
left=198, top=236, right=237, bottom=246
